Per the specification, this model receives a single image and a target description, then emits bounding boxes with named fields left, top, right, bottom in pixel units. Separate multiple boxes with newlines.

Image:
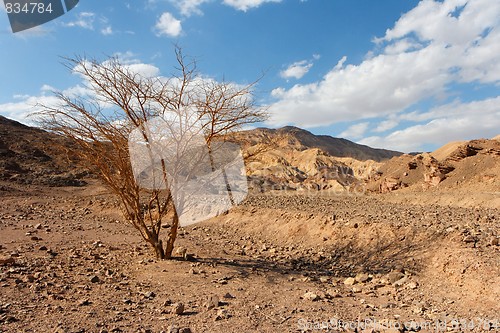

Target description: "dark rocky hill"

left=0, top=115, right=87, bottom=186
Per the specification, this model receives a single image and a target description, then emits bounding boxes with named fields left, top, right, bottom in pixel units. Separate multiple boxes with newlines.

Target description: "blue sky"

left=1, top=0, right=499, bottom=152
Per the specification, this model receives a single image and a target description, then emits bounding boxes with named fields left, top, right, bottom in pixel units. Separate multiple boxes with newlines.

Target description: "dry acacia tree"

left=36, top=48, right=267, bottom=259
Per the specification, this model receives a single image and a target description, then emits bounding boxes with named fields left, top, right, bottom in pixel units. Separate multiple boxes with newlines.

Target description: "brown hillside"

left=0, top=115, right=87, bottom=186
left=232, top=126, right=400, bottom=193
left=430, top=140, right=467, bottom=162
left=365, top=138, right=500, bottom=207
left=236, top=126, right=401, bottom=161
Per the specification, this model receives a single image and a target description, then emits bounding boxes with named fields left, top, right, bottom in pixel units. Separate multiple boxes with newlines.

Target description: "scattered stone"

left=35, top=223, right=42, bottom=229
left=386, top=271, right=405, bottom=284
left=179, top=328, right=192, bottom=333
left=166, top=325, right=179, bottom=333
left=172, top=302, right=185, bottom=315
left=489, top=237, right=499, bottom=246
left=213, top=276, right=230, bottom=285
left=175, top=247, right=187, bottom=259
left=302, top=291, right=320, bottom=301
left=205, top=295, right=220, bottom=310
left=223, top=293, right=235, bottom=299
left=319, top=276, right=330, bottom=283
left=407, top=281, right=419, bottom=289
left=215, top=308, right=231, bottom=321
left=343, top=277, right=357, bottom=286
left=381, top=303, right=397, bottom=309
left=24, top=274, right=36, bottom=283
left=352, top=286, right=363, bottom=293
left=326, top=289, right=342, bottom=298
left=144, top=291, right=156, bottom=299
left=0, top=256, right=15, bottom=266
left=90, top=275, right=100, bottom=283
left=462, top=235, right=476, bottom=243
left=355, top=273, right=371, bottom=283
left=78, top=299, right=91, bottom=306
left=53, top=325, right=66, bottom=333
left=393, top=276, right=408, bottom=288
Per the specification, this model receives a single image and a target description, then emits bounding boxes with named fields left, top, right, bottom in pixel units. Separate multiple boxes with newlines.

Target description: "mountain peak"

left=240, top=126, right=402, bottom=162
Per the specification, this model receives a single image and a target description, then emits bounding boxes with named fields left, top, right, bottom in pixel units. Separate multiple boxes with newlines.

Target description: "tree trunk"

left=152, top=239, right=165, bottom=259
left=164, top=209, right=179, bottom=259
left=207, top=142, right=234, bottom=205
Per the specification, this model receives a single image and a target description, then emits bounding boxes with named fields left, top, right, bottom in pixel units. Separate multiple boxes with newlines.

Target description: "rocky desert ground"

left=0, top=116, right=499, bottom=332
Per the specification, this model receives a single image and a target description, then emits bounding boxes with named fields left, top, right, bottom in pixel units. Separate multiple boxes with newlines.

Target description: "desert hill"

left=1, top=115, right=498, bottom=205
left=231, top=126, right=399, bottom=192
left=236, top=126, right=401, bottom=161
left=0, top=115, right=86, bottom=186
left=0, top=117, right=393, bottom=193
left=365, top=136, right=500, bottom=207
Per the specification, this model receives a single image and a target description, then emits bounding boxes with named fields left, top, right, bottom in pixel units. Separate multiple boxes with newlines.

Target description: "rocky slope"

left=233, top=127, right=394, bottom=193
left=0, top=116, right=87, bottom=186
left=366, top=137, right=500, bottom=193
left=362, top=136, right=500, bottom=208
left=0, top=117, right=390, bottom=193
left=1, top=116, right=498, bottom=206
left=236, top=126, right=401, bottom=161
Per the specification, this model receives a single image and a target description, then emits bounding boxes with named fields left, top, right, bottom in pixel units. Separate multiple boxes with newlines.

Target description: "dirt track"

left=1, top=182, right=499, bottom=332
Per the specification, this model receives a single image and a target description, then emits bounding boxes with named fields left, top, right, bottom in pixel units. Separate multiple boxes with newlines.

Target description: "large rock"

left=380, top=177, right=402, bottom=193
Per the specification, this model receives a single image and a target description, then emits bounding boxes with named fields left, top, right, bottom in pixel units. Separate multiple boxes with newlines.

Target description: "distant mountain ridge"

left=228, top=126, right=401, bottom=192
left=236, top=126, right=402, bottom=162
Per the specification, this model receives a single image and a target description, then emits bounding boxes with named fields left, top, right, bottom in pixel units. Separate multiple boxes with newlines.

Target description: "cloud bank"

left=267, top=0, right=500, bottom=151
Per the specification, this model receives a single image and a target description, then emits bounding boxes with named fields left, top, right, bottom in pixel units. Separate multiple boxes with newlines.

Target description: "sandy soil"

left=1, top=181, right=499, bottom=333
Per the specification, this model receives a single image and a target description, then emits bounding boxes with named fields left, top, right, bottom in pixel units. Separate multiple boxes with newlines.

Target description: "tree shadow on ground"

left=192, top=230, right=440, bottom=279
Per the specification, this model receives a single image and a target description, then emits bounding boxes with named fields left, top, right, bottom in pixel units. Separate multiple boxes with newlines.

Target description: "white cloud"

left=280, top=60, right=313, bottom=80
left=268, top=44, right=451, bottom=127
left=64, top=12, right=95, bottom=30
left=172, top=0, right=212, bottom=16
left=339, top=122, right=370, bottom=140
left=334, top=56, right=347, bottom=70
left=0, top=94, right=62, bottom=125
left=101, top=26, right=113, bottom=35
left=222, top=0, right=282, bottom=11
left=374, top=119, right=399, bottom=133
left=73, top=53, right=161, bottom=82
left=383, top=38, right=421, bottom=54
left=150, top=0, right=282, bottom=14
left=0, top=60, right=160, bottom=126
left=0, top=54, right=250, bottom=127
left=154, top=12, right=182, bottom=37
left=40, top=84, right=56, bottom=92
left=267, top=0, right=500, bottom=129
left=359, top=97, right=500, bottom=152
left=125, top=63, right=161, bottom=77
